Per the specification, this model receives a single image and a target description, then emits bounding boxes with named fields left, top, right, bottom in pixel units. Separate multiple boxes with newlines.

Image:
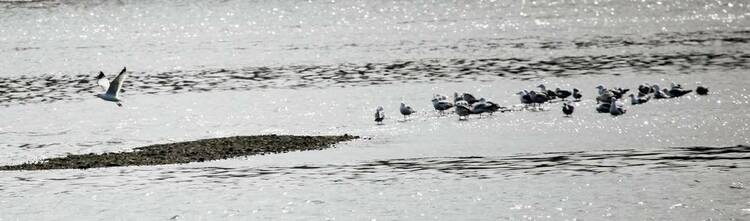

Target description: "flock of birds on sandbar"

left=88, top=67, right=710, bottom=123
left=374, top=82, right=709, bottom=123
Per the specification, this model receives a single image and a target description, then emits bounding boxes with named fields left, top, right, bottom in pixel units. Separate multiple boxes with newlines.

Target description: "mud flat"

left=0, top=134, right=358, bottom=171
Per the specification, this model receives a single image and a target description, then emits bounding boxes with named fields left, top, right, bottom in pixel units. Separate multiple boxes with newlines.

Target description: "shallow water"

left=1, top=0, right=750, bottom=220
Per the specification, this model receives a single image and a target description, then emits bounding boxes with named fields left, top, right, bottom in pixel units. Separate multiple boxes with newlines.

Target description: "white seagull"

left=95, top=67, right=128, bottom=107
left=400, top=102, right=416, bottom=120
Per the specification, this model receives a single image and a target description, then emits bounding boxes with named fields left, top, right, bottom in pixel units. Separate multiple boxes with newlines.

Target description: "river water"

left=1, top=0, right=749, bottom=220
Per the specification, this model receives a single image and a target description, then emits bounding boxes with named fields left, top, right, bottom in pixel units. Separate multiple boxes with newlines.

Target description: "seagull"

left=629, top=93, right=650, bottom=105
left=638, top=83, right=653, bottom=95
left=471, top=98, right=503, bottom=116
left=374, top=106, right=385, bottom=124
left=400, top=102, right=416, bottom=120
left=562, top=102, right=574, bottom=117
left=516, top=90, right=533, bottom=108
left=455, top=101, right=472, bottom=120
left=555, top=88, right=572, bottom=100
left=596, top=103, right=611, bottom=113
left=537, top=84, right=557, bottom=100
left=652, top=84, right=669, bottom=99
left=667, top=84, right=692, bottom=98
left=609, top=97, right=626, bottom=116
left=696, top=85, right=709, bottom=95
left=460, top=92, right=480, bottom=105
left=610, top=87, right=630, bottom=99
left=432, top=94, right=454, bottom=114
left=95, top=67, right=128, bottom=107
left=529, top=91, right=549, bottom=109
left=572, top=88, right=582, bottom=101
left=595, top=85, right=613, bottom=104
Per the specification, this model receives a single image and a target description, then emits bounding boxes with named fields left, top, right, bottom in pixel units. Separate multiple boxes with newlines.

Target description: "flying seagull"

left=95, top=67, right=128, bottom=107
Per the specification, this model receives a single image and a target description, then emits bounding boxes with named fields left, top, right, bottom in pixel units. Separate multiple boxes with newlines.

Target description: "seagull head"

left=537, top=84, right=546, bottom=90
left=376, top=106, right=384, bottom=112
left=573, top=88, right=579, bottom=92
left=595, top=85, right=605, bottom=90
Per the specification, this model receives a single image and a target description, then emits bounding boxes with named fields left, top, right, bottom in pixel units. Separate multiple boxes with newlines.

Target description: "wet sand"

left=0, top=134, right=358, bottom=171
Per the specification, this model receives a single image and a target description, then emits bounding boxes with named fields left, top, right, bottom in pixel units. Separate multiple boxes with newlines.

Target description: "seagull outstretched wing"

left=105, top=67, right=127, bottom=97
left=96, top=71, right=109, bottom=92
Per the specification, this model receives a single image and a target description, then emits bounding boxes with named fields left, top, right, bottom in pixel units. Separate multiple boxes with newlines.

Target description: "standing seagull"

left=572, top=88, right=582, bottom=101
left=374, top=106, right=385, bottom=124
left=455, top=101, right=471, bottom=120
left=562, top=102, right=574, bottom=117
left=400, top=102, right=416, bottom=120
left=95, top=67, right=128, bottom=107
left=529, top=91, right=549, bottom=109
left=516, top=90, right=533, bottom=108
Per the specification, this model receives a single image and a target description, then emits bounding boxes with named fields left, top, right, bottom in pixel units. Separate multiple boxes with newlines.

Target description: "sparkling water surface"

left=1, top=0, right=749, bottom=220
